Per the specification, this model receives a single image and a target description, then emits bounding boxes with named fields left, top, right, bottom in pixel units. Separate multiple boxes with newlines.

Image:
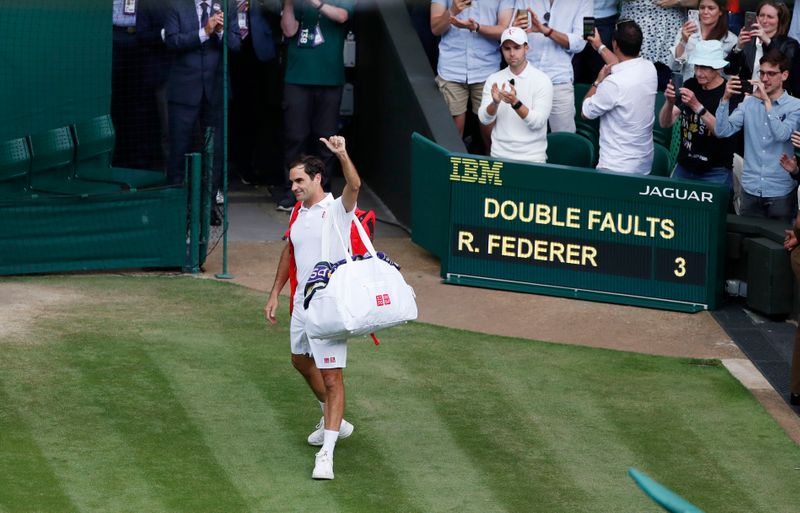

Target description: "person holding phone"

left=659, top=40, right=741, bottom=187
left=511, top=0, right=591, bottom=133
left=669, top=0, right=737, bottom=81
left=726, top=0, right=800, bottom=95
left=716, top=48, right=800, bottom=223
left=478, top=27, right=553, bottom=162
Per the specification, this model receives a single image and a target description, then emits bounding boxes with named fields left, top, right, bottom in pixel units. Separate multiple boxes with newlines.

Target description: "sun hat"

left=687, top=40, right=729, bottom=70
left=501, top=27, right=528, bottom=46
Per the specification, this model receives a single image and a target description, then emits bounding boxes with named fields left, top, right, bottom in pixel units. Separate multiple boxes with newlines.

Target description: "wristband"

left=597, top=44, right=606, bottom=54
left=545, top=28, right=554, bottom=38
left=512, top=100, right=523, bottom=110
left=472, top=23, right=480, bottom=33
left=695, top=106, right=707, bottom=117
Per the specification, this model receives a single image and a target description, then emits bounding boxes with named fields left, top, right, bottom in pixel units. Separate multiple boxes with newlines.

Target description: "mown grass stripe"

left=0, top=380, right=79, bottom=513
left=60, top=336, right=251, bottom=512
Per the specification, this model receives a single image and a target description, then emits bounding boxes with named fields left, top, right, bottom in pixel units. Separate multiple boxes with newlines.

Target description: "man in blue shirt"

left=715, top=48, right=800, bottom=223
left=431, top=0, right=513, bottom=151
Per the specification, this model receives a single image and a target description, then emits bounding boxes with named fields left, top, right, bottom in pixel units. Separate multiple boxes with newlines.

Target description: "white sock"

left=322, top=429, right=338, bottom=455
left=319, top=401, right=326, bottom=414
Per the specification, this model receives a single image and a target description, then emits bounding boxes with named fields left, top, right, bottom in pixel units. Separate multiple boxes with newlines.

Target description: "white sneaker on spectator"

left=215, top=190, right=224, bottom=205
left=307, top=416, right=354, bottom=446
left=312, top=450, right=334, bottom=480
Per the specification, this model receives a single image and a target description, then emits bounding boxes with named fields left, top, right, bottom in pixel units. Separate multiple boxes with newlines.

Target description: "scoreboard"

left=417, top=143, right=729, bottom=312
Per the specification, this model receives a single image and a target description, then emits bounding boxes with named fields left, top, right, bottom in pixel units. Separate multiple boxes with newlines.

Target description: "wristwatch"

left=512, top=100, right=523, bottom=110
left=695, top=106, right=707, bottom=117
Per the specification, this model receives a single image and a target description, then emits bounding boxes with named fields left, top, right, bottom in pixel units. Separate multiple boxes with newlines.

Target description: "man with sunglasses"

left=715, top=48, right=800, bottom=222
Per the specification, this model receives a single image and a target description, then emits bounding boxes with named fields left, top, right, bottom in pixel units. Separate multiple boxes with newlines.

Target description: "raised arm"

left=321, top=136, right=361, bottom=213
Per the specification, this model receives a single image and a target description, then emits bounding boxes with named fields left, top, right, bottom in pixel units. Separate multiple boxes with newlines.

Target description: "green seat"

left=575, top=124, right=599, bottom=159
left=653, top=93, right=673, bottom=153
left=650, top=142, right=673, bottom=177
left=0, top=137, right=35, bottom=198
left=546, top=132, right=596, bottom=168
left=29, top=127, right=124, bottom=197
left=573, top=83, right=600, bottom=133
left=629, top=468, right=706, bottom=513
left=72, top=115, right=166, bottom=189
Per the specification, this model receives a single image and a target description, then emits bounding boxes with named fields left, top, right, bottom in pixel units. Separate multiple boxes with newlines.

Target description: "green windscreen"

left=0, top=1, right=111, bottom=141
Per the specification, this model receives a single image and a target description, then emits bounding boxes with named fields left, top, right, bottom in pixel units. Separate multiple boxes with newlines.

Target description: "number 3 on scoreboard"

left=674, top=257, right=686, bottom=278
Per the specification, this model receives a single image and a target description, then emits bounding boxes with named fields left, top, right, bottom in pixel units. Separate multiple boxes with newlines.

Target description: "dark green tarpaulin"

left=0, top=1, right=110, bottom=141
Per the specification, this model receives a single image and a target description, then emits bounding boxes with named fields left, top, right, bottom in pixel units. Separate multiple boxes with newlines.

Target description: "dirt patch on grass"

left=0, top=283, right=86, bottom=342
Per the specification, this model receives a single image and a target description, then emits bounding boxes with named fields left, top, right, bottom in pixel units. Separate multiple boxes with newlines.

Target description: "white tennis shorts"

left=290, top=301, right=347, bottom=369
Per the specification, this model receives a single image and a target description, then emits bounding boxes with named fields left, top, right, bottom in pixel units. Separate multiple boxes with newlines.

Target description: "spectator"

left=668, top=0, right=737, bottom=81
left=229, top=0, right=278, bottom=186
left=136, top=0, right=173, bottom=171
left=619, top=0, right=699, bottom=89
left=513, top=0, right=591, bottom=133
left=659, top=40, right=741, bottom=187
left=715, top=49, right=800, bottom=223
left=582, top=20, right=658, bottom=175
left=781, top=162, right=800, bottom=406
left=726, top=0, right=800, bottom=94
left=478, top=27, right=553, bottom=163
left=430, top=0, right=514, bottom=151
left=790, top=0, right=800, bottom=43
left=572, top=0, right=620, bottom=85
left=276, top=0, right=355, bottom=212
left=164, top=0, right=241, bottom=208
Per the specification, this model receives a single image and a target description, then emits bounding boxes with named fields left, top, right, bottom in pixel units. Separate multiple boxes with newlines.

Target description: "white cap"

left=501, top=27, right=528, bottom=46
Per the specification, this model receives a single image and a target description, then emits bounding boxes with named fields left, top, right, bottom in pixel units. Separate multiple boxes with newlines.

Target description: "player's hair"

left=289, top=155, right=326, bottom=184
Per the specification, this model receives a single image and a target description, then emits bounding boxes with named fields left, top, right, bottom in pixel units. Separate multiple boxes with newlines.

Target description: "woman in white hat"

left=658, top=39, right=740, bottom=187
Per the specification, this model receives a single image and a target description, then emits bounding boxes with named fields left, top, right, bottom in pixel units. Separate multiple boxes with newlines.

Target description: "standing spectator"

left=715, top=49, right=800, bottom=223
left=229, top=0, right=278, bottom=185
left=478, top=27, right=553, bottom=163
left=668, top=0, right=737, bottom=81
left=430, top=0, right=514, bottom=150
left=619, top=0, right=700, bottom=89
left=582, top=20, right=658, bottom=175
left=572, top=0, right=620, bottom=85
left=513, top=0, right=591, bottom=133
left=781, top=145, right=800, bottom=406
left=164, top=0, right=241, bottom=204
left=276, top=0, right=355, bottom=212
left=659, top=40, right=741, bottom=187
left=137, top=0, right=173, bottom=171
left=111, top=0, right=149, bottom=169
left=725, top=0, right=800, bottom=94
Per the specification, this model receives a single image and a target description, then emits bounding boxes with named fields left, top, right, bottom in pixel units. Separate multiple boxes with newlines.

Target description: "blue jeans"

left=739, top=189, right=797, bottom=224
left=672, top=163, right=733, bottom=189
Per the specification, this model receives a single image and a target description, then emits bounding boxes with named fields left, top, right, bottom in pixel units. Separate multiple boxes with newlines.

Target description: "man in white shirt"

left=514, top=0, right=592, bottom=133
left=478, top=27, right=553, bottom=163
left=582, top=19, right=657, bottom=175
left=265, top=136, right=361, bottom=481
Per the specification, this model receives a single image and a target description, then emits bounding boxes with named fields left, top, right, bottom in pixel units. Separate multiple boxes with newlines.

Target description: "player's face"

left=289, top=165, right=322, bottom=203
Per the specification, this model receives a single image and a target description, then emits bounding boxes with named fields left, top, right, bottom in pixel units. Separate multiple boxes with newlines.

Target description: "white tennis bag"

left=304, top=209, right=418, bottom=340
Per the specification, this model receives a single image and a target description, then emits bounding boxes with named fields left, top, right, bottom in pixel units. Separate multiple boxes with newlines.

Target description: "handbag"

left=304, top=208, right=418, bottom=340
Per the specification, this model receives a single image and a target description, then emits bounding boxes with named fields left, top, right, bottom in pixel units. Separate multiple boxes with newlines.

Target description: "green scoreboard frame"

left=411, top=134, right=728, bottom=313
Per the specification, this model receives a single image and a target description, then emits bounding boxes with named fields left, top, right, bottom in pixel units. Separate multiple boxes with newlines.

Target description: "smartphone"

left=739, top=75, right=753, bottom=94
left=583, top=16, right=595, bottom=39
left=745, top=11, right=757, bottom=32
left=515, top=8, right=529, bottom=26
left=671, top=72, right=684, bottom=108
left=687, top=9, right=699, bottom=31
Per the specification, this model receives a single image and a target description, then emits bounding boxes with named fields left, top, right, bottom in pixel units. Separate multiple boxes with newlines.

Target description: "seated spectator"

left=431, top=0, right=513, bottom=151
left=726, top=0, right=800, bottom=94
left=715, top=49, right=800, bottom=223
left=478, top=27, right=552, bottom=163
left=582, top=19, right=657, bottom=175
left=659, top=40, right=741, bottom=187
left=512, top=0, right=591, bottom=133
left=668, top=0, right=737, bottom=81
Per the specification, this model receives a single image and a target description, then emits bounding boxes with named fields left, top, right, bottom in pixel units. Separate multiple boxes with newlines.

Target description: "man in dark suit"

left=229, top=0, right=280, bottom=186
left=164, top=0, right=241, bottom=195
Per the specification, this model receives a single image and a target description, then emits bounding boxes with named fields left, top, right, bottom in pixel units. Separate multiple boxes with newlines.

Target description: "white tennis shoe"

left=312, top=450, right=334, bottom=480
left=307, top=416, right=355, bottom=446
